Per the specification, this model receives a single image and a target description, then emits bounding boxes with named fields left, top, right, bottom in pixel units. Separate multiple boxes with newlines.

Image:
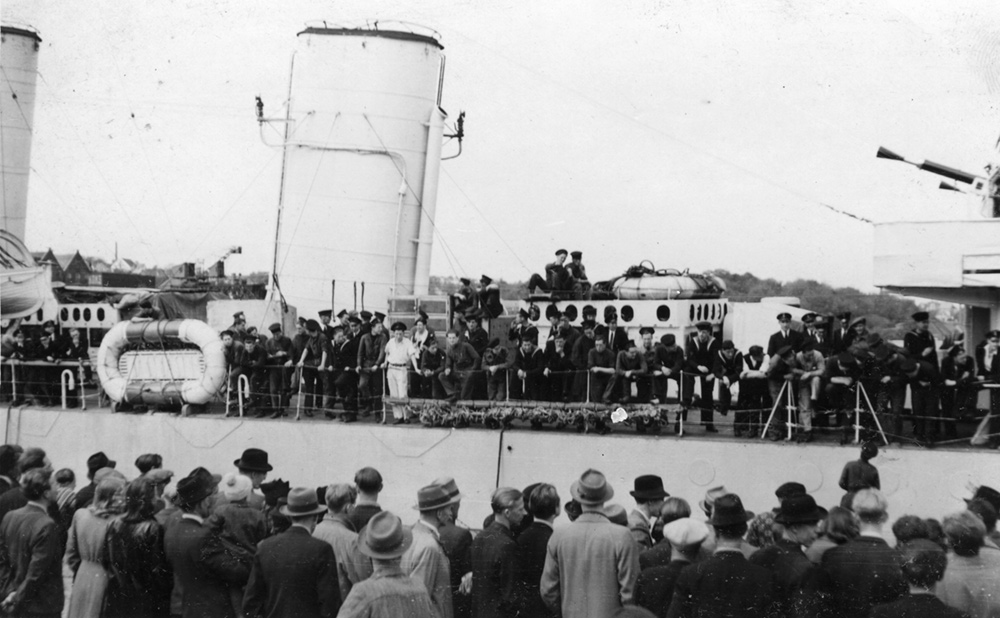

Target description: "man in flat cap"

left=683, top=322, right=720, bottom=433
left=318, top=309, right=335, bottom=340
left=571, top=320, right=598, bottom=401
left=767, top=313, right=804, bottom=357
left=241, top=333, right=269, bottom=416
left=541, top=470, right=639, bottom=618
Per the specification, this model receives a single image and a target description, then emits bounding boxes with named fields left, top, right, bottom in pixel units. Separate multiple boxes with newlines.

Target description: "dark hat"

left=695, top=321, right=712, bottom=332
left=555, top=249, right=568, bottom=256
left=318, top=309, right=332, bottom=318
left=900, top=358, right=919, bottom=373
left=390, top=322, right=406, bottom=332
left=330, top=325, right=344, bottom=335
left=358, top=511, right=413, bottom=559
left=581, top=320, right=597, bottom=331
left=571, top=469, right=614, bottom=505
left=360, top=310, right=373, bottom=321
left=837, top=351, right=858, bottom=366
left=545, top=305, right=562, bottom=320
left=260, top=479, right=291, bottom=507
left=415, top=484, right=460, bottom=512
left=776, top=312, right=792, bottom=321
left=639, top=326, right=655, bottom=336
left=521, top=325, right=539, bottom=342
left=748, top=345, right=764, bottom=356
left=661, top=333, right=676, bottom=346
left=630, top=475, right=669, bottom=501
left=488, top=337, right=500, bottom=348
left=459, top=277, right=471, bottom=285
left=987, top=330, right=1000, bottom=340
left=867, top=333, right=884, bottom=347
left=481, top=274, right=493, bottom=284
left=801, top=313, right=816, bottom=324
left=874, top=346, right=894, bottom=361
left=709, top=494, right=753, bottom=527
left=41, top=320, right=55, bottom=328
left=800, top=340, right=815, bottom=352
left=189, top=466, right=222, bottom=488
left=348, top=316, right=362, bottom=325
left=775, top=482, right=806, bottom=501
left=233, top=311, right=245, bottom=319
left=604, top=306, right=618, bottom=322
left=774, top=494, right=827, bottom=525
left=624, top=339, right=637, bottom=349
left=836, top=311, right=852, bottom=322
left=296, top=317, right=307, bottom=325
left=517, top=308, right=529, bottom=319
left=305, top=319, right=320, bottom=331
left=233, top=448, right=273, bottom=472
left=176, top=473, right=214, bottom=507
left=279, top=487, right=327, bottom=517
left=243, top=333, right=258, bottom=343
left=967, top=485, right=1000, bottom=512
left=414, top=314, right=428, bottom=325
left=373, top=312, right=386, bottom=324
left=861, top=441, right=879, bottom=460
left=336, top=309, right=348, bottom=318
left=570, top=250, right=582, bottom=259
left=582, top=304, right=597, bottom=316
left=87, top=452, right=116, bottom=474
left=912, top=311, right=930, bottom=322
left=268, top=322, right=282, bottom=333
left=776, top=345, right=793, bottom=358
left=466, top=310, right=482, bottom=323
left=850, top=317, right=867, bottom=329
left=722, top=340, right=735, bottom=350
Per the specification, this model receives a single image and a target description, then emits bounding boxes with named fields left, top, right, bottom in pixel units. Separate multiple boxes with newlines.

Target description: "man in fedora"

left=540, top=469, right=639, bottom=618
left=432, top=477, right=473, bottom=618
left=471, top=487, right=526, bottom=618
left=165, top=471, right=240, bottom=618
left=401, top=484, right=457, bottom=618
left=634, top=518, right=709, bottom=618
left=750, top=494, right=827, bottom=617
left=243, top=487, right=340, bottom=618
left=72, top=451, right=116, bottom=510
left=667, top=494, right=773, bottom=618
left=234, top=448, right=272, bottom=510
left=339, top=511, right=438, bottom=617
left=629, top=475, right=669, bottom=550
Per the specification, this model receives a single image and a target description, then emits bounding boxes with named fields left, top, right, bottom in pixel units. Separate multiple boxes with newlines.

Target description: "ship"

left=1, top=21, right=998, bottom=528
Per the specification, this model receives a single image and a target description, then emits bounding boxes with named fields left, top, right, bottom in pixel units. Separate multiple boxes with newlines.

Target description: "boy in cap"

left=635, top=518, right=709, bottom=617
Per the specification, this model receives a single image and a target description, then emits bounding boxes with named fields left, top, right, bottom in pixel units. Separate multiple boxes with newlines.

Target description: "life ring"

left=97, top=319, right=226, bottom=406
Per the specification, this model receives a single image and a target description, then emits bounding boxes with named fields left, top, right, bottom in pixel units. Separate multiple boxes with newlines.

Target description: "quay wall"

left=2, top=406, right=994, bottom=529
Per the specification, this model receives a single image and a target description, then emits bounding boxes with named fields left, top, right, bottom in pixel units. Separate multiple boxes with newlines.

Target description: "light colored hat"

left=700, top=485, right=728, bottom=515
left=279, top=487, right=327, bottom=517
left=603, top=503, right=628, bottom=526
left=663, top=518, right=710, bottom=548
left=431, top=476, right=463, bottom=501
left=221, top=473, right=252, bottom=502
left=358, top=511, right=413, bottom=559
left=571, top=469, right=614, bottom=506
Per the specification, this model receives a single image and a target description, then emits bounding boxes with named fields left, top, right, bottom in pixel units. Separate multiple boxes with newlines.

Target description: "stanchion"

left=9, top=363, right=17, bottom=404
left=761, top=380, right=797, bottom=439
left=294, top=369, right=304, bottom=421
left=78, top=364, right=87, bottom=411
left=225, top=363, right=233, bottom=418
left=505, top=371, right=510, bottom=402
left=382, top=366, right=388, bottom=425
left=586, top=372, right=592, bottom=404
left=60, top=369, right=75, bottom=410
left=237, top=374, right=250, bottom=418
left=854, top=382, right=888, bottom=445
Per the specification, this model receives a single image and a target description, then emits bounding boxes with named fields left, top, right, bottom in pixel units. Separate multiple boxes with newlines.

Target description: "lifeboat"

left=0, top=230, right=50, bottom=320
left=97, top=319, right=226, bottom=411
left=597, top=261, right=727, bottom=301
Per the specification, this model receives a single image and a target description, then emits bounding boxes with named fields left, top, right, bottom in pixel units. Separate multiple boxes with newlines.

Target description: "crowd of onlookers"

left=0, top=440, right=997, bottom=618
left=3, top=302, right=999, bottom=446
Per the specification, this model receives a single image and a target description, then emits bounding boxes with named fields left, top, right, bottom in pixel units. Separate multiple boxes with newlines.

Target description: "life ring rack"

left=97, top=319, right=226, bottom=409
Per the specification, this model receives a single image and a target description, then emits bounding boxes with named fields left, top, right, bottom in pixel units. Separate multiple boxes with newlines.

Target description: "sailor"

left=766, top=313, right=804, bottom=357
left=508, top=309, right=530, bottom=344
left=766, top=345, right=799, bottom=440
left=478, top=274, right=503, bottom=319
left=511, top=335, right=546, bottom=401
left=737, top=345, right=769, bottom=437
left=359, top=310, right=374, bottom=337
left=587, top=335, right=617, bottom=404
left=357, top=318, right=388, bottom=415
left=221, top=330, right=247, bottom=416
left=712, top=340, right=743, bottom=420
left=440, top=329, right=481, bottom=402
left=296, top=319, right=328, bottom=417
left=940, top=343, right=975, bottom=440
left=612, top=340, right=648, bottom=404
left=544, top=334, right=575, bottom=403
left=378, top=322, right=417, bottom=424
left=639, top=327, right=663, bottom=403
left=264, top=323, right=293, bottom=418
left=900, top=357, right=942, bottom=443
left=654, top=333, right=685, bottom=405
left=336, top=309, right=350, bottom=329
left=823, top=352, right=860, bottom=444
left=556, top=315, right=581, bottom=355
left=566, top=251, right=590, bottom=300
left=832, top=311, right=853, bottom=353
left=335, top=317, right=362, bottom=421
left=453, top=277, right=476, bottom=317
left=318, top=309, right=336, bottom=341
left=683, top=322, right=720, bottom=433
left=801, top=313, right=829, bottom=357
left=323, top=325, right=346, bottom=415
left=527, top=249, right=574, bottom=295
left=241, top=333, right=269, bottom=416
left=418, top=338, right=447, bottom=399
left=465, top=311, right=490, bottom=356
left=483, top=337, right=510, bottom=402
left=904, top=311, right=938, bottom=370
left=230, top=311, right=248, bottom=339
left=571, top=320, right=598, bottom=401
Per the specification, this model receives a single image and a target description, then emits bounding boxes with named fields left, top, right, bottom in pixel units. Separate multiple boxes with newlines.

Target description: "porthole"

left=73, top=308, right=81, bottom=321
left=621, top=306, right=634, bottom=322
left=656, top=305, right=671, bottom=322
left=97, top=308, right=105, bottom=321
left=61, top=308, right=69, bottom=321
left=564, top=305, right=578, bottom=322
left=83, top=308, right=92, bottom=321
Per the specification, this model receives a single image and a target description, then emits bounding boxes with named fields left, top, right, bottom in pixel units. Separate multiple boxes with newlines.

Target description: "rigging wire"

left=27, top=166, right=115, bottom=254
left=440, top=26, right=874, bottom=226
left=35, top=72, right=159, bottom=265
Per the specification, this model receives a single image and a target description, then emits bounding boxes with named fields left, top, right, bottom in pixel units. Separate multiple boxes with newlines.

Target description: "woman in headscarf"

left=104, top=477, right=172, bottom=618
left=65, top=476, right=126, bottom=618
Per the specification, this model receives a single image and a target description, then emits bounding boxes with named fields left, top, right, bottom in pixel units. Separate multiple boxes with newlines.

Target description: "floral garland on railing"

left=400, top=398, right=684, bottom=434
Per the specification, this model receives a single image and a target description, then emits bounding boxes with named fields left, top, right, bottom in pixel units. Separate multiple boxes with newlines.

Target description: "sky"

left=3, top=0, right=999, bottom=291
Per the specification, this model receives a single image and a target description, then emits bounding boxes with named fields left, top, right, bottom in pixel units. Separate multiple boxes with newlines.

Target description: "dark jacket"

left=439, top=523, right=473, bottom=618
left=164, top=516, right=237, bottom=618
left=685, top=337, right=720, bottom=374
left=243, top=526, right=341, bottom=618
left=471, top=522, right=519, bottom=618
left=636, top=560, right=688, bottom=618
left=105, top=516, right=173, bottom=618
left=516, top=521, right=555, bottom=618
left=666, top=550, right=773, bottom=618
left=767, top=329, right=805, bottom=357
left=748, top=538, right=814, bottom=618
left=803, top=535, right=906, bottom=618
left=0, top=503, right=65, bottom=616
left=870, top=593, right=971, bottom=618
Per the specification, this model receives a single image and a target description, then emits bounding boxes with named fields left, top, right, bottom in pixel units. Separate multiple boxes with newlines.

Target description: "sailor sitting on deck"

left=527, top=249, right=580, bottom=298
